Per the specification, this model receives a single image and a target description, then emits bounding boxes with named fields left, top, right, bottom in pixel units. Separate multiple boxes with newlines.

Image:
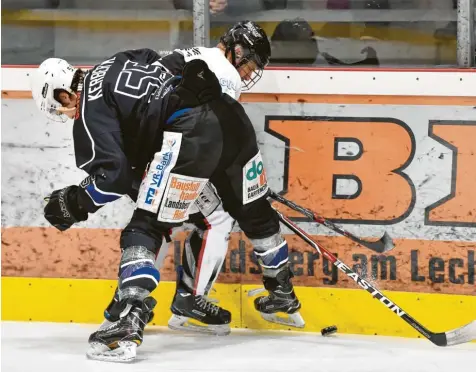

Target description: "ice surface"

left=1, top=321, right=475, bottom=372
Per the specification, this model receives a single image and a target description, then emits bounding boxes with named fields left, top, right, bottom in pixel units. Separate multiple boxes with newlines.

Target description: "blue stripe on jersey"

left=85, top=183, right=122, bottom=205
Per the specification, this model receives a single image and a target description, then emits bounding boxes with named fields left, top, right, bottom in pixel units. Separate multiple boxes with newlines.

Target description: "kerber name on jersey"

left=88, top=57, right=116, bottom=102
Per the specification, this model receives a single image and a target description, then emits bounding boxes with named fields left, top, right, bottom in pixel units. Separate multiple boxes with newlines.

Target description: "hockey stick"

left=275, top=209, right=476, bottom=347
left=269, top=191, right=395, bottom=254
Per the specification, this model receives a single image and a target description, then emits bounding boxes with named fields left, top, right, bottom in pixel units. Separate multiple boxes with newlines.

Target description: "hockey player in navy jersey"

left=31, top=21, right=303, bottom=362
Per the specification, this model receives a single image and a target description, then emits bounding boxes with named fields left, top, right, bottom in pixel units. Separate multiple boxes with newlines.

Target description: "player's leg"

left=87, top=135, right=216, bottom=361
left=234, top=198, right=303, bottom=328
left=245, top=207, right=304, bottom=328
left=168, top=183, right=235, bottom=335
left=87, top=208, right=166, bottom=362
left=94, top=171, right=165, bottom=331
left=211, top=162, right=304, bottom=328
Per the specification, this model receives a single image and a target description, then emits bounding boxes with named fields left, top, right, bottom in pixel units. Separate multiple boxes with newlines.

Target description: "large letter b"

left=267, top=117, right=415, bottom=223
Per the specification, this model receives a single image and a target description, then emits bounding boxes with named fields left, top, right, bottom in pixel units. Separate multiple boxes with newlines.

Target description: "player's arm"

left=158, top=49, right=187, bottom=75
left=44, top=80, right=132, bottom=231
left=75, top=132, right=132, bottom=213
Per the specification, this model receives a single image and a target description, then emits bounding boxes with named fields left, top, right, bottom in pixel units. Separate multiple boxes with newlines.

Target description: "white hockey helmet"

left=30, top=58, right=77, bottom=122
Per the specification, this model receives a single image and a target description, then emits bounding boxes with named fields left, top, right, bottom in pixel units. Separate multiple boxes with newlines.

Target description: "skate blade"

left=260, top=311, right=305, bottom=328
left=86, top=341, right=137, bottom=363
left=168, top=314, right=230, bottom=336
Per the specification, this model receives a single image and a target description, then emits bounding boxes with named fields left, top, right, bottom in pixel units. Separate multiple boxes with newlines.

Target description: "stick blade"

left=444, top=319, right=476, bottom=346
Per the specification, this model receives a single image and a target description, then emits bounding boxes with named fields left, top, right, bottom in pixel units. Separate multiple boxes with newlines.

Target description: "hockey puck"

left=321, top=325, right=338, bottom=336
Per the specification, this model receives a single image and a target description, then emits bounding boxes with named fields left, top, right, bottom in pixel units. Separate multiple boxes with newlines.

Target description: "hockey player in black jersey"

left=96, top=59, right=301, bottom=362
left=156, top=21, right=304, bottom=336
left=31, top=21, right=302, bottom=363
left=89, top=22, right=299, bottom=338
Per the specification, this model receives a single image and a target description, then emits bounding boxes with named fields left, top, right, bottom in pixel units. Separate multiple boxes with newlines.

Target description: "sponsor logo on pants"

left=243, top=151, right=268, bottom=204
left=158, top=174, right=208, bottom=222
left=136, top=132, right=182, bottom=213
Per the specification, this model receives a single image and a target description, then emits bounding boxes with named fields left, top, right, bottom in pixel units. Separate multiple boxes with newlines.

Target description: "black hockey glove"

left=175, top=59, right=222, bottom=106
left=44, top=185, right=88, bottom=231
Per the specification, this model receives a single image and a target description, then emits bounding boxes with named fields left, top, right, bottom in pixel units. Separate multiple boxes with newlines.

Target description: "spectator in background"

left=173, top=0, right=299, bottom=16
left=270, top=18, right=318, bottom=64
left=173, top=0, right=296, bottom=49
left=173, top=0, right=228, bottom=14
left=269, top=18, right=380, bottom=66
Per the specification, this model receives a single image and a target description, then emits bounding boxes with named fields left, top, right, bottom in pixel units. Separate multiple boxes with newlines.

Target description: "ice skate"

left=168, top=266, right=231, bottom=336
left=101, top=287, right=155, bottom=328
left=249, top=267, right=305, bottom=328
left=86, top=297, right=156, bottom=363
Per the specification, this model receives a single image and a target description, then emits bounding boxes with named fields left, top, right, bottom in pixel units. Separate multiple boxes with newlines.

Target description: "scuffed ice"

left=2, top=322, right=475, bottom=372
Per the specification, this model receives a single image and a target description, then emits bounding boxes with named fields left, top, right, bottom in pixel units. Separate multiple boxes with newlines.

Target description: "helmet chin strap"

left=225, top=46, right=238, bottom=68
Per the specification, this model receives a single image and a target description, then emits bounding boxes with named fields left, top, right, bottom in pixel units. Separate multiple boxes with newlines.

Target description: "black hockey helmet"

left=220, top=21, right=271, bottom=91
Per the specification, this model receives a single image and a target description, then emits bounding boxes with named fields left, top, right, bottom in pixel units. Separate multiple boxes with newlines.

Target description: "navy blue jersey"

left=73, top=48, right=175, bottom=212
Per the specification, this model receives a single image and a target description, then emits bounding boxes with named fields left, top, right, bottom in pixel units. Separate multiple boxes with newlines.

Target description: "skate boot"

left=100, top=287, right=155, bottom=329
left=86, top=296, right=157, bottom=363
left=250, top=266, right=305, bottom=328
left=168, top=266, right=231, bottom=336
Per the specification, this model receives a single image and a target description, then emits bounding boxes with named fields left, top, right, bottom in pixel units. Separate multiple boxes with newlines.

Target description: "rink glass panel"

left=2, top=0, right=474, bottom=66
left=1, top=0, right=196, bottom=65
left=205, top=0, right=464, bottom=67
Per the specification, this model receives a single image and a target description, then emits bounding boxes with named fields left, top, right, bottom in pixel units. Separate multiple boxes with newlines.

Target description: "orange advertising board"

left=2, top=228, right=474, bottom=296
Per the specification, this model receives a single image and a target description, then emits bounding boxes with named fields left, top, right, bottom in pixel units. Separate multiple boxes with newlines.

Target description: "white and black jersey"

left=160, top=47, right=242, bottom=100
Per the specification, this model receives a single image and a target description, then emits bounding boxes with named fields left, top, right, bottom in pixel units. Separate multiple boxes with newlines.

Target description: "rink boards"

left=2, top=276, right=476, bottom=340
left=2, top=67, right=476, bottom=340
